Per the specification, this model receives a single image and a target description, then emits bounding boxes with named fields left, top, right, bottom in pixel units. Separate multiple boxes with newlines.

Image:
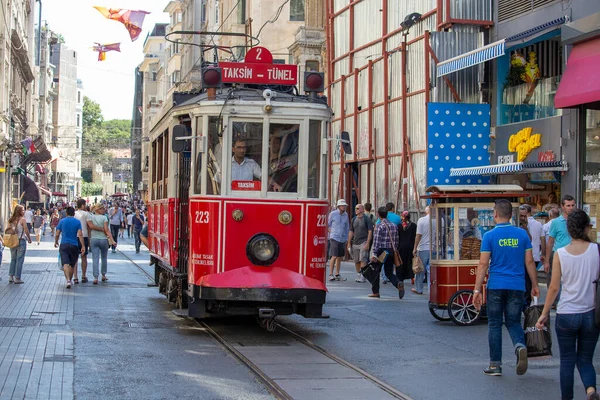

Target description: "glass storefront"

left=583, top=109, right=600, bottom=241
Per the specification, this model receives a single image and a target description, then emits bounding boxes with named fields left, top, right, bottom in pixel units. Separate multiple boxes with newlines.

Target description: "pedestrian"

left=544, top=194, right=576, bottom=305
left=126, top=210, right=134, bottom=238
left=542, top=207, right=559, bottom=246
left=519, top=204, right=546, bottom=308
left=50, top=209, right=59, bottom=236
left=397, top=211, right=416, bottom=294
left=7, top=204, right=32, bottom=284
left=119, top=206, right=126, bottom=238
left=473, top=199, right=540, bottom=377
left=33, top=209, right=44, bottom=245
left=369, top=206, right=403, bottom=298
left=87, top=204, right=116, bottom=284
left=347, top=203, right=373, bottom=283
left=24, top=206, right=33, bottom=233
left=378, top=202, right=401, bottom=284
left=328, top=199, right=350, bottom=281
left=412, top=206, right=431, bottom=295
left=54, top=207, right=85, bottom=289
left=363, top=202, right=377, bottom=225
left=108, top=203, right=123, bottom=253
left=140, top=222, right=149, bottom=249
left=132, top=208, right=145, bottom=253
left=41, top=209, right=48, bottom=235
left=535, top=209, right=600, bottom=400
left=74, top=199, right=90, bottom=283
left=58, top=205, right=67, bottom=220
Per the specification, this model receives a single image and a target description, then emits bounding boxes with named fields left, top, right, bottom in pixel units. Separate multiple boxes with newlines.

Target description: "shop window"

left=584, top=109, right=600, bottom=233
left=268, top=123, right=299, bottom=193
left=290, top=0, right=304, bottom=21
left=500, top=36, right=563, bottom=125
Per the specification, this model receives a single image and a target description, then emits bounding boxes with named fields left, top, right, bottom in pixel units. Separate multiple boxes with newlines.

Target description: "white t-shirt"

left=542, top=219, right=553, bottom=245
left=527, top=216, right=544, bottom=261
left=74, top=210, right=90, bottom=238
left=127, top=214, right=134, bottom=225
left=416, top=214, right=431, bottom=252
left=24, top=210, right=33, bottom=223
left=557, top=243, right=599, bottom=314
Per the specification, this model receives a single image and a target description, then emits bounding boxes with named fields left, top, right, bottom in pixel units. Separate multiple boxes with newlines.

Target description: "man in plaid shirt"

left=369, top=207, right=404, bottom=299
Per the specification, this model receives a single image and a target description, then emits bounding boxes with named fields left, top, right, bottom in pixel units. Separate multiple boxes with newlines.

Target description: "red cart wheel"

left=448, top=290, right=481, bottom=326
left=429, top=304, right=451, bottom=321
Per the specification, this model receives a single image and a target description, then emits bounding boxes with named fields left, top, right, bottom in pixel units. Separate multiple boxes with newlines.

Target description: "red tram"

left=146, top=47, right=332, bottom=320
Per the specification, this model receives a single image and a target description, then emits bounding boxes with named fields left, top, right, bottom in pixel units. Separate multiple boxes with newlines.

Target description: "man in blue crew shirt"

left=55, top=207, right=85, bottom=289
left=473, top=199, right=540, bottom=377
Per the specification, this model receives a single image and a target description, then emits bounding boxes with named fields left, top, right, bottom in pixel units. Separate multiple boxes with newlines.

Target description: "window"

left=237, top=0, right=246, bottom=24
left=229, top=121, right=263, bottom=191
left=201, top=1, right=207, bottom=23
left=76, top=114, right=80, bottom=127
left=308, top=120, right=322, bottom=198
left=290, top=0, right=304, bottom=21
left=268, top=123, right=299, bottom=193
left=201, top=116, right=223, bottom=195
left=152, top=71, right=157, bottom=81
left=77, top=90, right=81, bottom=103
left=215, top=0, right=220, bottom=24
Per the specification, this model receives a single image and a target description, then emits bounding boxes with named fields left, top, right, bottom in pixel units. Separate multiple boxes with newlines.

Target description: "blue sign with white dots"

left=427, top=103, right=491, bottom=186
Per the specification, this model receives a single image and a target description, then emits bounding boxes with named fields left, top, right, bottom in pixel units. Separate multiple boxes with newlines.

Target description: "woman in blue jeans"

left=87, top=204, right=116, bottom=284
left=7, top=205, right=32, bottom=284
left=536, top=209, right=600, bottom=400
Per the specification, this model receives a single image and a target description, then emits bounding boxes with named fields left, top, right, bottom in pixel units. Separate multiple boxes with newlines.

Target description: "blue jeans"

left=133, top=230, right=141, bottom=252
left=9, top=239, right=27, bottom=279
left=416, top=250, right=430, bottom=293
left=556, top=310, right=600, bottom=400
left=90, top=238, right=109, bottom=278
left=486, top=289, right=526, bottom=366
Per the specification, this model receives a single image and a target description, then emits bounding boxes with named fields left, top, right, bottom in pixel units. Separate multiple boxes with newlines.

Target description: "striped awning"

left=522, top=161, right=568, bottom=171
left=450, top=162, right=523, bottom=177
left=437, top=39, right=505, bottom=77
left=505, top=16, right=568, bottom=44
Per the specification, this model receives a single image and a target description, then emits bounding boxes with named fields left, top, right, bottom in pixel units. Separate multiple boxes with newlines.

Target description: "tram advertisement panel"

left=305, top=204, right=329, bottom=280
left=189, top=200, right=221, bottom=283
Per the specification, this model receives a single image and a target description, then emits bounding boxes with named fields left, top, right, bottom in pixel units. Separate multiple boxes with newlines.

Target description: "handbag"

left=385, top=223, right=402, bottom=267
left=360, top=261, right=382, bottom=285
left=412, top=255, right=425, bottom=274
left=3, top=223, right=20, bottom=249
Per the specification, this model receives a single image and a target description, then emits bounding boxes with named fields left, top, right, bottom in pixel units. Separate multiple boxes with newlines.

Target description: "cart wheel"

left=448, top=290, right=481, bottom=326
left=428, top=305, right=451, bottom=321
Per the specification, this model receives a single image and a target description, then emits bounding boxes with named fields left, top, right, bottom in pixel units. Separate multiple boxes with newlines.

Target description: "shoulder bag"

left=4, top=222, right=22, bottom=248
left=385, top=222, right=402, bottom=267
left=594, top=244, right=600, bottom=328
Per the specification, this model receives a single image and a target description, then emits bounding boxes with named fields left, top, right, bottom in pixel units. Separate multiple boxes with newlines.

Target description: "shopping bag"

left=412, top=256, right=424, bottom=274
left=360, top=261, right=381, bottom=285
left=523, top=298, right=552, bottom=358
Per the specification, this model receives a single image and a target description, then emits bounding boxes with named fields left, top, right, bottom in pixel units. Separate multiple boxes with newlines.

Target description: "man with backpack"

left=347, top=204, right=373, bottom=283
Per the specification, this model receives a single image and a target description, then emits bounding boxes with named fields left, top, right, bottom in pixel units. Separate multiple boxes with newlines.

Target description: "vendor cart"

left=422, top=185, right=525, bottom=326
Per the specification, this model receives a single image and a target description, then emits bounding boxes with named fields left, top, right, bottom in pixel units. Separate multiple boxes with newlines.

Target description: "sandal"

left=102, top=276, right=108, bottom=282
left=81, top=277, right=88, bottom=283
left=93, top=279, right=98, bottom=285
left=73, top=278, right=79, bottom=284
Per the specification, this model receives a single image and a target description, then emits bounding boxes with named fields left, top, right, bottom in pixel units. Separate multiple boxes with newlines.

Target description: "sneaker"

left=483, top=365, right=502, bottom=376
left=328, top=274, right=335, bottom=281
left=66, top=281, right=72, bottom=289
left=13, top=278, right=24, bottom=284
left=354, top=274, right=362, bottom=282
left=381, top=279, right=388, bottom=284
left=516, top=346, right=528, bottom=375
left=359, top=275, right=366, bottom=283
left=8, top=276, right=13, bottom=283
left=335, top=275, right=347, bottom=281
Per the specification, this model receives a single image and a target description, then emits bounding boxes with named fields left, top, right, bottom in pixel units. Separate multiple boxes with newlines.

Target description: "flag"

left=93, top=6, right=150, bottom=42
left=92, top=42, right=121, bottom=61
left=20, top=138, right=35, bottom=155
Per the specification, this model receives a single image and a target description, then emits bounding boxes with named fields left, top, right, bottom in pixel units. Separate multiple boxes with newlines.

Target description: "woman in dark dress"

left=397, top=211, right=417, bottom=282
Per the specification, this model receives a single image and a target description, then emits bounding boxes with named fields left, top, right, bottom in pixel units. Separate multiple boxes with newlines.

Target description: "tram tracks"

left=199, top=318, right=413, bottom=400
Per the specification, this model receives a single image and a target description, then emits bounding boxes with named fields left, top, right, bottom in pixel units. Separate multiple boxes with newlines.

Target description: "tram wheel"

left=428, top=305, right=451, bottom=321
left=448, top=290, right=481, bottom=326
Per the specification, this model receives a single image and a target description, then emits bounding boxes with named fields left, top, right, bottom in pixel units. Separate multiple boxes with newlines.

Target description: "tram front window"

left=268, top=123, right=299, bottom=193
left=230, top=121, right=263, bottom=191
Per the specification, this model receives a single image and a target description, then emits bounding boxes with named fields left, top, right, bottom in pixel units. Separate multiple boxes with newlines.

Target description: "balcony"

left=139, top=53, right=162, bottom=72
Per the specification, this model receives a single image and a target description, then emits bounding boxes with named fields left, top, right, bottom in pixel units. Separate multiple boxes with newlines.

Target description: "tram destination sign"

left=219, top=61, right=298, bottom=86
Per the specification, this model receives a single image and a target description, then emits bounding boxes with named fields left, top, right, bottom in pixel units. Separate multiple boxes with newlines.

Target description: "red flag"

left=93, top=6, right=150, bottom=42
left=92, top=42, right=121, bottom=61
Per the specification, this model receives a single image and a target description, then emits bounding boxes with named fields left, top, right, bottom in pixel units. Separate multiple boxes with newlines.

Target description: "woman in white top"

left=536, top=209, right=600, bottom=400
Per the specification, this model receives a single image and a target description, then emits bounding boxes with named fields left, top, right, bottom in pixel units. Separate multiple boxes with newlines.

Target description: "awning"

left=555, top=37, right=600, bottom=109
left=450, top=161, right=568, bottom=177
left=505, top=16, right=568, bottom=44
left=437, top=40, right=505, bottom=77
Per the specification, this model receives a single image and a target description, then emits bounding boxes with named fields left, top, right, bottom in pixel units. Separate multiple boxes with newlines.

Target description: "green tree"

left=81, top=182, right=104, bottom=196
left=83, top=96, right=103, bottom=128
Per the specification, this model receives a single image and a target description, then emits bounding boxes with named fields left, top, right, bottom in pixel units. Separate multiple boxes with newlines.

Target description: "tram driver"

left=231, top=138, right=262, bottom=181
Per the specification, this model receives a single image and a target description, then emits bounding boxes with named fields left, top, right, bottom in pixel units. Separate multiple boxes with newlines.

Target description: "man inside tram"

left=231, top=137, right=262, bottom=181
left=268, top=124, right=299, bottom=192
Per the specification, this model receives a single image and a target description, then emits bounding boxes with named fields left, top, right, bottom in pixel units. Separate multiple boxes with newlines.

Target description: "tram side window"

left=230, top=122, right=263, bottom=191
left=151, top=141, right=157, bottom=200
left=204, top=116, right=222, bottom=195
left=268, top=123, right=299, bottom=193
left=307, top=120, right=321, bottom=198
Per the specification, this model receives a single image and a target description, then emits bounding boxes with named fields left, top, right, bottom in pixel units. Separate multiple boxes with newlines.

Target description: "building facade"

left=131, top=67, right=143, bottom=196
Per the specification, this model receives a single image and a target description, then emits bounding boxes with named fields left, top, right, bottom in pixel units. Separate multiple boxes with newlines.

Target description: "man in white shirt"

left=412, top=206, right=432, bottom=294
left=24, top=207, right=33, bottom=233
left=231, top=139, right=262, bottom=181
left=74, top=199, right=90, bottom=283
left=127, top=212, right=134, bottom=238
left=520, top=204, right=545, bottom=307
left=542, top=207, right=559, bottom=246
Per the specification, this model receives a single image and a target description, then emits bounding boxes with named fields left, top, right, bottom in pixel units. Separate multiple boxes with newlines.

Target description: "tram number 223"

left=316, top=214, right=327, bottom=227
left=195, top=211, right=210, bottom=224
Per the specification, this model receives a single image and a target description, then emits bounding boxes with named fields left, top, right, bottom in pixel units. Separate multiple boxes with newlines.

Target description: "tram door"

left=177, top=152, right=191, bottom=272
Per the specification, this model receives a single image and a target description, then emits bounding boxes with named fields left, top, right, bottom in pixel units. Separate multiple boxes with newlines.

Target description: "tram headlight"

left=246, top=234, right=279, bottom=266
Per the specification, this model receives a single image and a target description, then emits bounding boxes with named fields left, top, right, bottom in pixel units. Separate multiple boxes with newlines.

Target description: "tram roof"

left=173, top=87, right=329, bottom=109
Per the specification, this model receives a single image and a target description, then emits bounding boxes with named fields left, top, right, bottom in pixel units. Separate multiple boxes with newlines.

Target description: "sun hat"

left=336, top=199, right=348, bottom=207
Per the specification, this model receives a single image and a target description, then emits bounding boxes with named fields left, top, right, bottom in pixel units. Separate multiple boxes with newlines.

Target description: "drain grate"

left=22, top=270, right=45, bottom=275
left=0, top=318, right=42, bottom=327
left=128, top=322, right=177, bottom=329
left=43, top=355, right=74, bottom=363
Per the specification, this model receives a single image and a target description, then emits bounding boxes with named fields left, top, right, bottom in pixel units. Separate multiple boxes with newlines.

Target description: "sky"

left=42, top=0, right=170, bottom=121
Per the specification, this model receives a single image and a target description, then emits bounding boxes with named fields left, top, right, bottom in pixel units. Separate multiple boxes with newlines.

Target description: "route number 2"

left=316, top=214, right=327, bottom=227
left=255, top=47, right=262, bottom=60
left=195, top=211, right=210, bottom=224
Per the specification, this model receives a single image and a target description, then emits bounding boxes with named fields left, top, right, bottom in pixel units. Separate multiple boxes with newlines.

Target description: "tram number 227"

left=316, top=214, right=327, bottom=227
left=195, top=211, right=210, bottom=224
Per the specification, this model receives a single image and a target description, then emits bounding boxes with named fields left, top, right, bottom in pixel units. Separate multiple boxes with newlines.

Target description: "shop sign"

left=498, top=155, right=514, bottom=164
left=508, top=127, right=541, bottom=162
left=538, top=150, right=556, bottom=162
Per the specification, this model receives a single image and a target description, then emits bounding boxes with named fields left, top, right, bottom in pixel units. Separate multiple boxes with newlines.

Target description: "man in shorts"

left=328, top=199, right=350, bottom=281
left=55, top=207, right=85, bottom=289
left=347, top=203, right=373, bottom=283
left=74, top=199, right=90, bottom=283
